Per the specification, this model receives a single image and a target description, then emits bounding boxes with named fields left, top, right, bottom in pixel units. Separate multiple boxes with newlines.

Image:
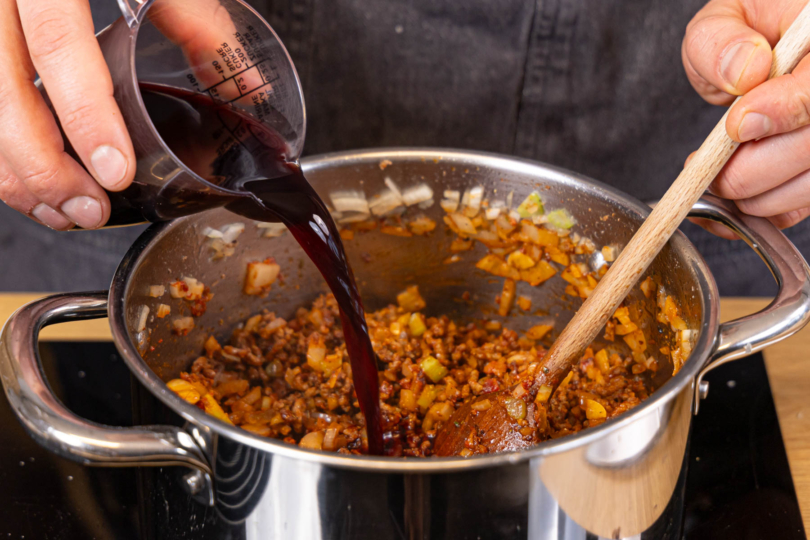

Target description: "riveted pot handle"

left=0, top=292, right=214, bottom=504
left=689, top=195, right=810, bottom=413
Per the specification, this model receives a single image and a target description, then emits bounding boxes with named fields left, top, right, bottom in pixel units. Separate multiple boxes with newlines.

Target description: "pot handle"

left=0, top=292, right=214, bottom=503
left=688, top=195, right=810, bottom=413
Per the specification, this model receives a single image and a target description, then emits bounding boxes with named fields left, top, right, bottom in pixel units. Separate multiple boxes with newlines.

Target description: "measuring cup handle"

left=117, top=0, right=155, bottom=28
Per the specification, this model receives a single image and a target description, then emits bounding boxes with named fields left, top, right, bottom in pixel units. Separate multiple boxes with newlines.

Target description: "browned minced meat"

left=174, top=293, right=649, bottom=457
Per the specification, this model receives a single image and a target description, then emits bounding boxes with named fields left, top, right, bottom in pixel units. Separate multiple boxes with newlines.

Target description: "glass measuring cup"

left=38, top=0, right=306, bottom=226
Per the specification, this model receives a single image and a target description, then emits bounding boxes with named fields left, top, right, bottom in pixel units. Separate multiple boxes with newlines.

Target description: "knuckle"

left=25, top=14, right=79, bottom=63
left=777, top=209, right=807, bottom=228
left=715, top=165, right=751, bottom=200
left=0, top=168, right=19, bottom=199
left=734, top=196, right=766, bottom=216
left=58, top=100, right=99, bottom=136
left=786, top=75, right=810, bottom=128
left=20, top=163, right=63, bottom=197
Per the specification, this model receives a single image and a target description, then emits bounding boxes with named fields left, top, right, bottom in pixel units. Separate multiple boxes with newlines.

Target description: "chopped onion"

left=156, top=304, right=171, bottom=318
left=418, top=198, right=435, bottom=209
left=220, top=223, right=245, bottom=244
left=467, top=186, right=484, bottom=211
left=336, top=212, right=372, bottom=224
left=203, top=227, right=224, bottom=239
left=384, top=177, right=403, bottom=200
left=182, top=276, right=205, bottom=300
left=444, top=190, right=460, bottom=201
left=449, top=213, right=477, bottom=235
left=257, top=222, right=287, bottom=238
left=460, top=189, right=470, bottom=209
left=172, top=316, right=195, bottom=334
left=506, top=191, right=514, bottom=208
left=244, top=259, right=281, bottom=295
left=329, top=190, right=370, bottom=214
left=136, top=305, right=149, bottom=332
left=485, top=207, right=501, bottom=220
left=401, top=183, right=434, bottom=206
left=368, top=188, right=403, bottom=216
left=440, top=198, right=460, bottom=213
left=147, top=285, right=165, bottom=298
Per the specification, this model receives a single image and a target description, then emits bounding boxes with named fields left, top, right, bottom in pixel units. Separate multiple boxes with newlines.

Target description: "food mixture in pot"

left=165, top=191, right=692, bottom=456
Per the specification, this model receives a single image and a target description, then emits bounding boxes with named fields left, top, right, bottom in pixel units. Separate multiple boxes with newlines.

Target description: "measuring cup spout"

left=116, top=0, right=154, bottom=29
left=37, top=0, right=306, bottom=227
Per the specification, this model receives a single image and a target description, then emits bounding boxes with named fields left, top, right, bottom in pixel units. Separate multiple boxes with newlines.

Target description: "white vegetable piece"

left=136, top=306, right=150, bottom=332
left=220, top=223, right=245, bottom=244
left=401, top=183, right=434, bottom=206
left=330, top=190, right=370, bottom=214
left=467, top=186, right=484, bottom=211
left=368, top=189, right=403, bottom=216
left=257, top=222, right=287, bottom=238
left=147, top=285, right=165, bottom=298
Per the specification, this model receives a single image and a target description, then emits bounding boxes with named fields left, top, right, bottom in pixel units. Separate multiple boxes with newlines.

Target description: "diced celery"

left=417, top=385, right=439, bottom=411
left=546, top=209, right=576, bottom=229
left=421, top=356, right=448, bottom=382
left=409, top=313, right=427, bottom=336
left=516, top=192, right=544, bottom=218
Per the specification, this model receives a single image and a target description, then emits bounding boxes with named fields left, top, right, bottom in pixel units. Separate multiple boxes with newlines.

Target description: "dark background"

left=1, top=0, right=806, bottom=296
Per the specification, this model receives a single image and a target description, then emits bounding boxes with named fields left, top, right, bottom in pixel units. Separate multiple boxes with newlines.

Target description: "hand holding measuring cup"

left=0, top=0, right=304, bottom=229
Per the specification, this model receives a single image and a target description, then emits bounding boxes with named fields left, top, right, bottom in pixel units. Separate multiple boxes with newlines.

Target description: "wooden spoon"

left=434, top=4, right=810, bottom=457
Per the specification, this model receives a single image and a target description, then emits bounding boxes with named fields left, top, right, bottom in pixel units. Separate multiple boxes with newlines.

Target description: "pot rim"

left=109, top=147, right=720, bottom=473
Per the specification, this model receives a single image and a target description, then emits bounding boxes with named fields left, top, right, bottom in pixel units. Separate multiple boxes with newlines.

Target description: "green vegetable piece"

left=547, top=209, right=576, bottom=229
left=421, top=356, right=448, bottom=383
left=417, top=385, right=439, bottom=411
left=516, top=192, right=544, bottom=218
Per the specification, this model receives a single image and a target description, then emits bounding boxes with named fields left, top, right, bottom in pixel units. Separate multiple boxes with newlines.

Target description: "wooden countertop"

left=1, top=294, right=808, bottom=526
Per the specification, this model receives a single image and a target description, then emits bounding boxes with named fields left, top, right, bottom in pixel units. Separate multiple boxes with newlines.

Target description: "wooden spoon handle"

left=538, top=3, right=810, bottom=386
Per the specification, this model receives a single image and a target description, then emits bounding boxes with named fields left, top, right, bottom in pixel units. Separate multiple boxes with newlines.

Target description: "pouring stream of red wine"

left=138, top=83, right=384, bottom=454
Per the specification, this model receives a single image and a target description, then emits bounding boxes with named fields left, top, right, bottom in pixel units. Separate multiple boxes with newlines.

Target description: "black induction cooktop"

left=0, top=342, right=804, bottom=539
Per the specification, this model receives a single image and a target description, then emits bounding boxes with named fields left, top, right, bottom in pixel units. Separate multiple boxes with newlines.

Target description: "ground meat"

left=170, top=292, right=650, bottom=457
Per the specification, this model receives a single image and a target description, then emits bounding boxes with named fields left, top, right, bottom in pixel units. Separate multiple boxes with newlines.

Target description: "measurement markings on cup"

left=202, top=58, right=280, bottom=104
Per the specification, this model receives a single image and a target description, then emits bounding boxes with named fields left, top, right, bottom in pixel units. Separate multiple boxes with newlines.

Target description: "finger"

left=682, top=0, right=773, bottom=103
left=709, top=123, right=810, bottom=200
left=0, top=157, right=72, bottom=230
left=18, top=0, right=135, bottom=191
left=0, top=0, right=110, bottom=228
left=146, top=0, right=245, bottom=90
left=688, top=217, right=740, bottom=240
left=684, top=151, right=697, bottom=168
left=727, top=54, right=810, bottom=142
left=768, top=207, right=810, bottom=229
left=735, top=167, right=810, bottom=216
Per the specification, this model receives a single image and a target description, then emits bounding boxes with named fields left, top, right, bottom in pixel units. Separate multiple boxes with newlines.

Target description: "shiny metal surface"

left=2, top=149, right=809, bottom=539
left=0, top=293, right=214, bottom=504
left=689, top=197, right=810, bottom=413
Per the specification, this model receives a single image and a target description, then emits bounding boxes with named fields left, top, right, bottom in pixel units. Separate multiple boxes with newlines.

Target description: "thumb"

left=682, top=0, right=773, bottom=104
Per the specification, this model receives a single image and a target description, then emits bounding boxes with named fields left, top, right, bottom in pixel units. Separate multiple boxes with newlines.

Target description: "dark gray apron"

left=2, top=0, right=805, bottom=296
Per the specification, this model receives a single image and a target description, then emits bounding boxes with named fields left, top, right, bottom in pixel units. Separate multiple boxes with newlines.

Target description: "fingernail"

left=720, top=41, right=758, bottom=90
left=90, top=145, right=128, bottom=189
left=738, top=112, right=772, bottom=141
left=61, top=196, right=103, bottom=229
left=31, top=203, right=72, bottom=230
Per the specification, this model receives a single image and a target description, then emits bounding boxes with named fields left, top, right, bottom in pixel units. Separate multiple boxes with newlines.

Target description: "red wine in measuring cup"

left=138, top=83, right=385, bottom=455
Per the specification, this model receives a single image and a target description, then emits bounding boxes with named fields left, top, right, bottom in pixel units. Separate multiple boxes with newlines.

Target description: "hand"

left=0, top=0, right=241, bottom=230
left=0, top=0, right=137, bottom=229
left=683, top=0, right=810, bottom=239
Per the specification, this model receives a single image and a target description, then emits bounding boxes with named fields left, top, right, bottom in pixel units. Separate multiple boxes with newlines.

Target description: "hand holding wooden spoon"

left=434, top=1, right=810, bottom=457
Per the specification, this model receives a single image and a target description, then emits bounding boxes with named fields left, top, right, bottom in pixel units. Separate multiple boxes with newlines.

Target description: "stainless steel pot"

left=2, top=149, right=809, bottom=540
